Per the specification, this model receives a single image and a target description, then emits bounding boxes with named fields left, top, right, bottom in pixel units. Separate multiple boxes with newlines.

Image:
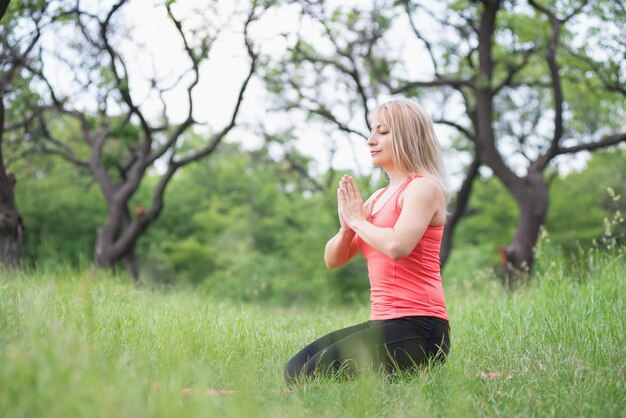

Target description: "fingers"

left=348, top=177, right=359, bottom=201
left=348, top=176, right=360, bottom=200
left=338, top=185, right=348, bottom=207
left=338, top=184, right=353, bottom=212
left=337, top=179, right=348, bottom=206
left=339, top=175, right=361, bottom=202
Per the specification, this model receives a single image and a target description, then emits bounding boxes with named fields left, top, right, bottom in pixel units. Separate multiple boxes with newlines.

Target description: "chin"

left=371, top=157, right=388, bottom=168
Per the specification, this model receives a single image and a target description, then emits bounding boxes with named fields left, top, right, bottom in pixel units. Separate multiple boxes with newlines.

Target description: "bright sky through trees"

left=39, top=0, right=597, bottom=185
left=110, top=0, right=450, bottom=179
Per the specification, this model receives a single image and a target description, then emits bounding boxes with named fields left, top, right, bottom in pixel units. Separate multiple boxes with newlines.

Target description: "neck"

left=384, top=167, right=410, bottom=188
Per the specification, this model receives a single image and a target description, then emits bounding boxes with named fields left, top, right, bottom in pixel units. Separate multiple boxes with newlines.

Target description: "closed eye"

left=370, top=126, right=389, bottom=134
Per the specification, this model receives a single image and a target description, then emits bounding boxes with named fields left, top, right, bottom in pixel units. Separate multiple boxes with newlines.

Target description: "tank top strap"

left=369, top=187, right=388, bottom=206
left=369, top=175, right=423, bottom=217
left=396, top=175, right=421, bottom=196
left=393, top=174, right=422, bottom=207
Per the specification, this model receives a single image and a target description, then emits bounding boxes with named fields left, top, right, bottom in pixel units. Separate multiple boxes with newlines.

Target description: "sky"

left=40, top=0, right=603, bottom=190
left=103, top=0, right=461, bottom=182
left=115, top=1, right=376, bottom=177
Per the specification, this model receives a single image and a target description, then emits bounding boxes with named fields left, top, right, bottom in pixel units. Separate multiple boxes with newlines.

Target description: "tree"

left=266, top=0, right=626, bottom=286
left=22, top=0, right=262, bottom=280
left=0, top=0, right=51, bottom=269
left=13, top=152, right=106, bottom=267
left=0, top=1, right=10, bottom=21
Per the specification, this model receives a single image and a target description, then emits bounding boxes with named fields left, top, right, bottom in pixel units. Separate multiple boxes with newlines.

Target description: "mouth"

left=370, top=150, right=381, bottom=156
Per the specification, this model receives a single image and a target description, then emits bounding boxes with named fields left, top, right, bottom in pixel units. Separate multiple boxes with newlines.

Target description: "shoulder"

left=400, top=177, right=445, bottom=211
left=405, top=177, right=443, bottom=201
left=399, top=176, right=446, bottom=226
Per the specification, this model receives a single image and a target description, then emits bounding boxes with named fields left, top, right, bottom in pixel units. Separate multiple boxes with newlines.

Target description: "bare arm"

left=324, top=177, right=376, bottom=269
left=323, top=228, right=359, bottom=269
left=340, top=177, right=443, bottom=260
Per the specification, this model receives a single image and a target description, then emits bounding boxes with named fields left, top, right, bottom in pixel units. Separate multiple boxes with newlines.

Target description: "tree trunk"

left=0, top=99, right=24, bottom=270
left=121, top=243, right=139, bottom=282
left=501, top=171, right=549, bottom=288
left=441, top=156, right=480, bottom=267
left=94, top=205, right=141, bottom=282
left=0, top=168, right=24, bottom=270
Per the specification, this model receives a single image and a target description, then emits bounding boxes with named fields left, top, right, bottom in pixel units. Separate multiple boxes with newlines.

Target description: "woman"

left=284, top=98, right=451, bottom=384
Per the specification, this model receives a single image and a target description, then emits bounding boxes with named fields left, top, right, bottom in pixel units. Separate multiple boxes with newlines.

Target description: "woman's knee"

left=284, top=355, right=308, bottom=384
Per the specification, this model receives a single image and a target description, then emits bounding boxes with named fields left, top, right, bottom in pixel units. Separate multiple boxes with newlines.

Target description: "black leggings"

left=284, top=316, right=450, bottom=384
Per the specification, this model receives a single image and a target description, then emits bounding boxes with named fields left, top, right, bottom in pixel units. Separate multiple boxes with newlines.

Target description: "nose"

left=367, top=133, right=376, bottom=146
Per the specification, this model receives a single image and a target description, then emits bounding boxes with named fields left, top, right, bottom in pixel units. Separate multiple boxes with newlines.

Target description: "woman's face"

left=368, top=115, right=393, bottom=169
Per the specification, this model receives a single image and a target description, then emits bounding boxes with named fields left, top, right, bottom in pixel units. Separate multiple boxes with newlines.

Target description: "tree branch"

left=35, top=114, right=90, bottom=168
left=441, top=155, right=481, bottom=266
left=529, top=0, right=570, bottom=172
left=390, top=77, right=475, bottom=95
left=403, top=1, right=441, bottom=76
left=554, top=132, right=626, bottom=156
left=171, top=10, right=258, bottom=169
left=310, top=105, right=368, bottom=140
left=107, top=6, right=262, bottom=260
left=433, top=118, right=477, bottom=144
left=567, top=47, right=626, bottom=96
left=98, top=0, right=153, bottom=147
left=493, top=47, right=537, bottom=94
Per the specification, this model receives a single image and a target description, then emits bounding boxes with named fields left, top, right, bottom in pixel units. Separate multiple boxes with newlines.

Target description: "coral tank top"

left=355, top=176, right=448, bottom=321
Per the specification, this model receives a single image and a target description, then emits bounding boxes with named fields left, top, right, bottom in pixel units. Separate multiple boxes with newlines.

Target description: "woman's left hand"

left=338, top=176, right=372, bottom=229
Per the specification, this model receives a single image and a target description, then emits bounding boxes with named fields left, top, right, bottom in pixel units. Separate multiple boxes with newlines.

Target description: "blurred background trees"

left=3, top=0, right=261, bottom=280
left=265, top=0, right=625, bottom=285
left=0, top=0, right=51, bottom=268
left=2, top=0, right=625, bottom=301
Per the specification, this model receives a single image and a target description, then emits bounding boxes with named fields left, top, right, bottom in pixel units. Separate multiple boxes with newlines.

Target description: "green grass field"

left=1, top=247, right=625, bottom=418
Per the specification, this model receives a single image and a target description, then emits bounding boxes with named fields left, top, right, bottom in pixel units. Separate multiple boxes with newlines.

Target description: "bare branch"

left=35, top=114, right=90, bottom=167
left=567, top=47, right=626, bottom=96
left=391, top=77, right=475, bottom=94
left=1, top=21, right=42, bottom=92
left=169, top=9, right=259, bottom=170
left=403, top=1, right=441, bottom=76
left=98, top=0, right=153, bottom=143
left=0, top=1, right=9, bottom=21
left=319, top=15, right=377, bottom=125
left=563, top=1, right=589, bottom=22
left=529, top=0, right=589, bottom=23
left=284, top=153, right=323, bottom=193
left=311, top=106, right=368, bottom=140
left=440, top=154, right=481, bottom=266
left=554, top=132, right=626, bottom=155
left=529, top=0, right=564, bottom=171
left=433, top=118, right=476, bottom=144
left=493, top=47, right=537, bottom=94
left=165, top=3, right=202, bottom=122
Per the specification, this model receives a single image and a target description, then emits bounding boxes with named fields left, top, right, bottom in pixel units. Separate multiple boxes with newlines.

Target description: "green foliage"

left=448, top=174, right=519, bottom=267
left=13, top=155, right=106, bottom=269
left=137, top=142, right=369, bottom=305
left=1, top=242, right=624, bottom=417
left=12, top=135, right=625, bottom=305
left=445, top=149, right=626, bottom=281
left=546, top=148, right=626, bottom=250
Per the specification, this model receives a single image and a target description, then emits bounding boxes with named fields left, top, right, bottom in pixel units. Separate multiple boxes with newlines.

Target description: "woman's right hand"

left=339, top=175, right=374, bottom=229
left=337, top=186, right=353, bottom=233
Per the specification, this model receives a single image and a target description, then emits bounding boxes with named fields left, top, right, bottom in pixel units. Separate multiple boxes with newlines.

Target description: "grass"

left=1, top=247, right=625, bottom=418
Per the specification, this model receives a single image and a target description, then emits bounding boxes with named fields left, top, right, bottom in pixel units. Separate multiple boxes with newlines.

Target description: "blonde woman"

left=285, top=99, right=451, bottom=383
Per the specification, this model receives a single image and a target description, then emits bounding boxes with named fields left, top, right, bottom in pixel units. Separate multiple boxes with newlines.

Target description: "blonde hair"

left=372, top=98, right=450, bottom=201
